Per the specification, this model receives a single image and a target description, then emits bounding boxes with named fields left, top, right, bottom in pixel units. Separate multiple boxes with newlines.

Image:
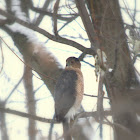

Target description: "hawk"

left=54, top=57, right=84, bottom=139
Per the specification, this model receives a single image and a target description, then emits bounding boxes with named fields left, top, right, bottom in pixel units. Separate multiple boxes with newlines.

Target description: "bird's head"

left=66, top=57, right=81, bottom=69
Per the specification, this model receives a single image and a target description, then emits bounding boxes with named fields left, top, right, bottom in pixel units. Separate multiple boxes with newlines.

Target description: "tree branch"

left=0, top=107, right=111, bottom=124
left=75, top=0, right=99, bottom=49
left=84, top=93, right=109, bottom=99
left=4, top=76, right=23, bottom=103
left=0, top=9, right=96, bottom=56
left=0, top=107, right=58, bottom=123
left=30, top=5, right=79, bottom=21
left=33, top=0, right=52, bottom=26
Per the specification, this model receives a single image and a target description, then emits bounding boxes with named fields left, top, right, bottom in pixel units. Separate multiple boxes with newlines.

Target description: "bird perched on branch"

left=54, top=57, right=84, bottom=140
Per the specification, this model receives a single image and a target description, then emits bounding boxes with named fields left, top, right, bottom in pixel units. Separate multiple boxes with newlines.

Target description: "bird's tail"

left=62, top=120, right=72, bottom=140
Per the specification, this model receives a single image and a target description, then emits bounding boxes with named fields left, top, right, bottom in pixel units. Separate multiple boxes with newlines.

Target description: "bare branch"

left=0, top=107, right=57, bottom=123
left=5, top=0, right=12, bottom=12
left=0, top=36, right=56, bottom=82
left=0, top=9, right=96, bottom=56
left=0, top=105, right=9, bottom=140
left=0, top=19, right=13, bottom=26
left=4, top=76, right=23, bottom=103
left=120, top=7, right=140, bottom=12
left=133, top=0, right=137, bottom=24
left=53, top=0, right=60, bottom=35
left=0, top=39, right=4, bottom=75
left=84, top=93, right=109, bottom=99
left=33, top=0, right=52, bottom=25
left=75, top=0, right=99, bottom=49
left=0, top=107, right=111, bottom=124
left=30, top=6, right=79, bottom=21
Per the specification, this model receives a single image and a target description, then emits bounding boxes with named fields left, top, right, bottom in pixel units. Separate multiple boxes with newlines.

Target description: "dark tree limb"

left=75, top=0, right=99, bottom=49
left=0, top=107, right=111, bottom=124
left=0, top=9, right=96, bottom=56
left=53, top=0, right=60, bottom=36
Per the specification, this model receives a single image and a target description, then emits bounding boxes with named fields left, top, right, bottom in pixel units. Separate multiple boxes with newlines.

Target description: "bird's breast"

left=65, top=68, right=84, bottom=120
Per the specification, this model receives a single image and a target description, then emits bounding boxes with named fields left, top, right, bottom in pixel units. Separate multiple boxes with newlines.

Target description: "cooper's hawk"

left=54, top=57, right=84, bottom=139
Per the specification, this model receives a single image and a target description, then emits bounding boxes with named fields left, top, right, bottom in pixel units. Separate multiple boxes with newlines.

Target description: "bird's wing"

left=54, top=69, right=78, bottom=120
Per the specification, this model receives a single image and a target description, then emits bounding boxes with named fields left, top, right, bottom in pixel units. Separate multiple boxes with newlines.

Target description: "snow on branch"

left=0, top=8, right=96, bottom=56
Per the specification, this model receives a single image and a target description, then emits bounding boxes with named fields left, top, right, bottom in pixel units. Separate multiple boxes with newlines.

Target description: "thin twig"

left=58, top=15, right=78, bottom=32
left=97, top=75, right=104, bottom=139
left=31, top=6, right=79, bottom=21
left=4, top=76, right=23, bottom=103
left=0, top=39, right=4, bottom=74
left=133, top=0, right=137, bottom=24
left=84, top=93, right=109, bottom=99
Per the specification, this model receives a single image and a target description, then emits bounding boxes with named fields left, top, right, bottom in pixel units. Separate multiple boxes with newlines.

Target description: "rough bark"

left=85, top=0, right=140, bottom=139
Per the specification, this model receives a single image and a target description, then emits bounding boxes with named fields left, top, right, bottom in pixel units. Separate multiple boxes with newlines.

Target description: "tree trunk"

left=23, top=60, right=36, bottom=140
left=86, top=0, right=140, bottom=139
